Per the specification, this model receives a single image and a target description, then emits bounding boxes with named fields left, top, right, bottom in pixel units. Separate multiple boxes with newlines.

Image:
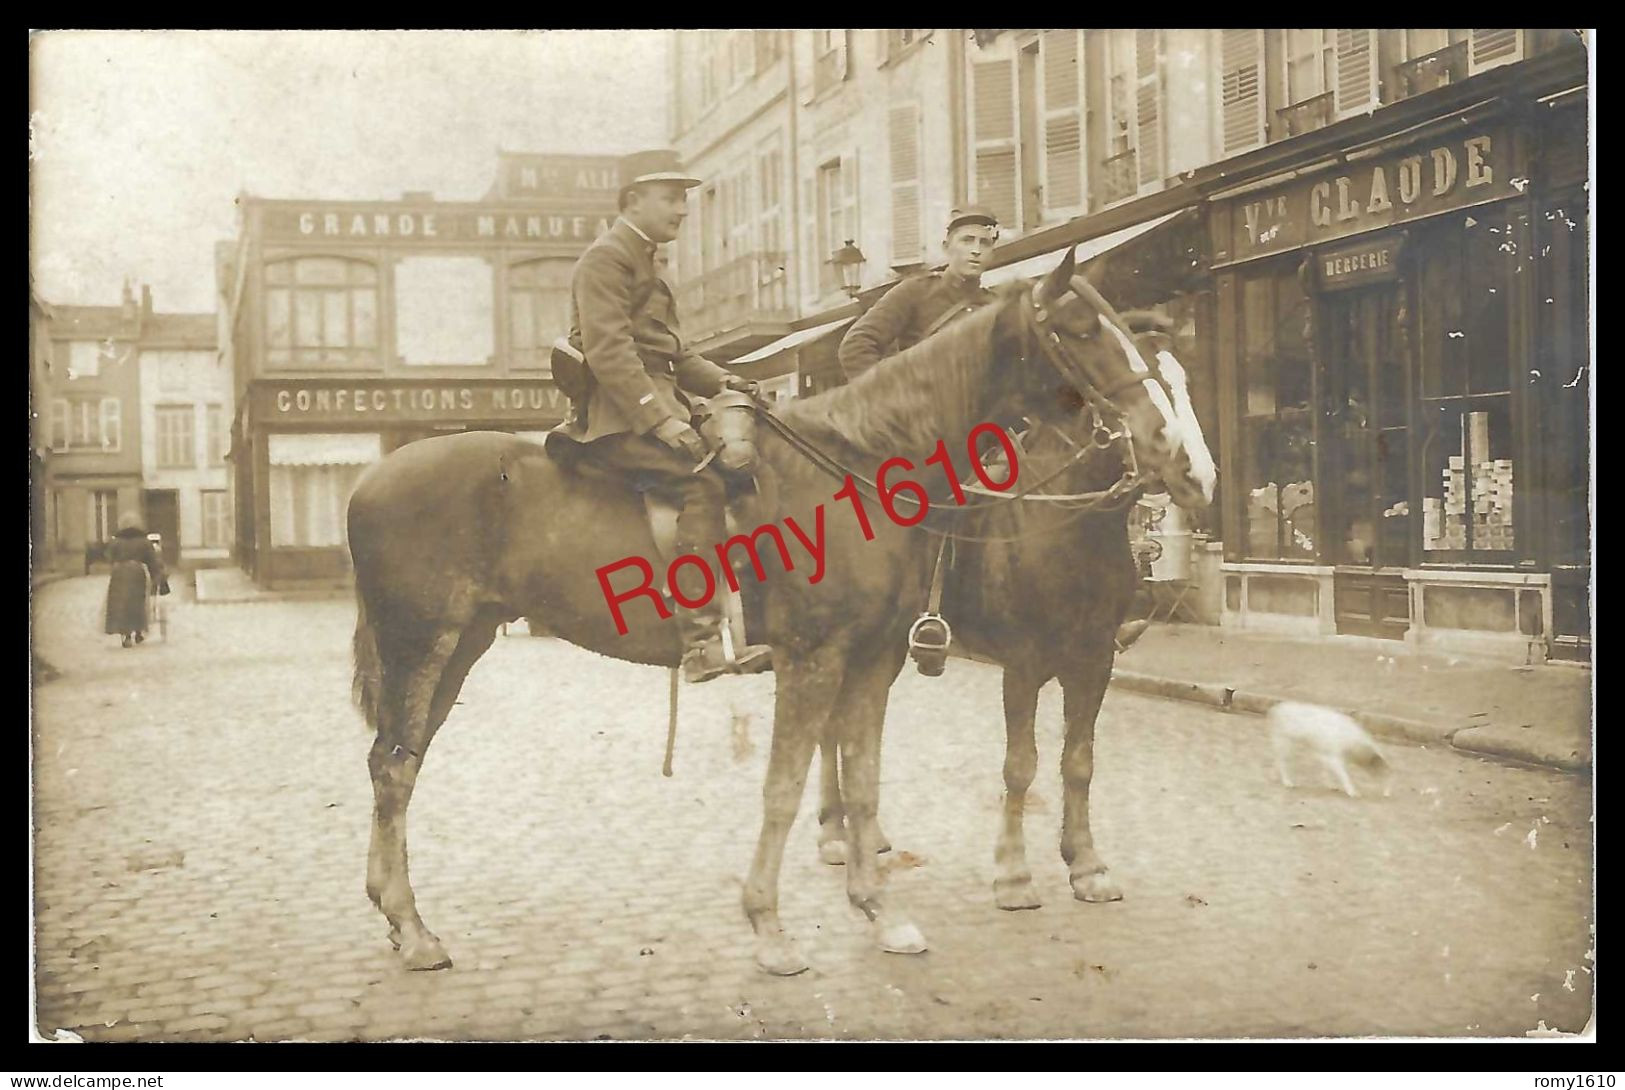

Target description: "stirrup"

left=908, top=612, right=952, bottom=677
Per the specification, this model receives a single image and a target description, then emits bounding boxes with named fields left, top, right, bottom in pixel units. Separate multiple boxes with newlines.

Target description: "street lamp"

left=831, top=239, right=866, bottom=300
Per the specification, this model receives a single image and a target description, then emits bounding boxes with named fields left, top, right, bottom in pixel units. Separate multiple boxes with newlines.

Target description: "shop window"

left=1537, top=196, right=1590, bottom=570
left=267, top=433, right=382, bottom=549
left=265, top=257, right=379, bottom=369
left=1238, top=265, right=1316, bottom=560
left=508, top=259, right=573, bottom=372
left=1415, top=213, right=1518, bottom=560
left=155, top=405, right=196, bottom=469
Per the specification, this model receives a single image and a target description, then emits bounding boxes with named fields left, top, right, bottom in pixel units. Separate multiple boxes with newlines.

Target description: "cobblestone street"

left=30, top=576, right=1593, bottom=1041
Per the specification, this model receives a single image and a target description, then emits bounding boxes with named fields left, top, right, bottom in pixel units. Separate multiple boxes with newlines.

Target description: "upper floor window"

left=815, top=154, right=859, bottom=296
left=882, top=29, right=930, bottom=64
left=813, top=31, right=850, bottom=96
left=155, top=404, right=197, bottom=469
left=264, top=256, right=379, bottom=370
left=49, top=397, right=122, bottom=453
left=1275, top=30, right=1378, bottom=137
left=729, top=31, right=754, bottom=89
left=67, top=340, right=102, bottom=379
left=754, top=30, right=782, bottom=71
left=508, top=259, right=573, bottom=373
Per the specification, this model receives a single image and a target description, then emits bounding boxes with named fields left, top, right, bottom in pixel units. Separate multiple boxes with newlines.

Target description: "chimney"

left=121, top=280, right=136, bottom=321
left=141, top=284, right=153, bottom=320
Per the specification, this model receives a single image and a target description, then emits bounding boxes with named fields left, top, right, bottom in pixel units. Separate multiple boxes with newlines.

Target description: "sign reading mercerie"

left=1224, top=127, right=1520, bottom=264
left=1317, top=231, right=1406, bottom=291
left=257, top=381, right=570, bottom=423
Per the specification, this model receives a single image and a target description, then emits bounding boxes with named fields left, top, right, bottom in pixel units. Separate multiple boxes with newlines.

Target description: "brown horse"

left=812, top=318, right=1216, bottom=914
left=347, top=249, right=1211, bottom=975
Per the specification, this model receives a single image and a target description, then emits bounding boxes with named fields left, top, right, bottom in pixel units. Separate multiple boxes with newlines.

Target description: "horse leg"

left=742, top=649, right=847, bottom=976
left=367, top=619, right=495, bottom=970
left=1057, top=644, right=1124, bottom=903
left=815, top=736, right=847, bottom=866
left=835, top=643, right=924, bottom=955
left=994, top=665, right=1046, bottom=911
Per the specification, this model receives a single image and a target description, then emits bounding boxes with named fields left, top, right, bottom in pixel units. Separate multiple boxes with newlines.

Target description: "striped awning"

left=982, top=210, right=1188, bottom=288
left=268, top=432, right=383, bottom=467
left=732, top=316, right=855, bottom=365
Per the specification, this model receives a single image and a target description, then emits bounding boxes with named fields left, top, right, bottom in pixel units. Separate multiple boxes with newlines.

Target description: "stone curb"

left=1107, top=671, right=1588, bottom=775
left=1448, top=726, right=1591, bottom=774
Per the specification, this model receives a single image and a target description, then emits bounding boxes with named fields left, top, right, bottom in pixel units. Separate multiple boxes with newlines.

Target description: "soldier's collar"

left=616, top=217, right=658, bottom=254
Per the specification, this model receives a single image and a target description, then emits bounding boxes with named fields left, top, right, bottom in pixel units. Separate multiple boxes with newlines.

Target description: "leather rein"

left=750, top=280, right=1163, bottom=545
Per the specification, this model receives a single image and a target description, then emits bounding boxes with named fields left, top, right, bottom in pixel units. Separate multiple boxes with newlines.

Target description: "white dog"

left=1268, top=701, right=1392, bottom=798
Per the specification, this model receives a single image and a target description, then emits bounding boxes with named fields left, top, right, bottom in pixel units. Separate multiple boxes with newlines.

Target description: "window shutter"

left=1040, top=29, right=1084, bottom=215
left=49, top=399, right=68, bottom=451
left=1135, top=30, right=1164, bottom=188
left=889, top=103, right=923, bottom=263
left=842, top=150, right=860, bottom=253
left=100, top=398, right=121, bottom=451
left=970, top=57, right=1019, bottom=229
left=1468, top=29, right=1523, bottom=73
left=1220, top=29, right=1266, bottom=155
left=836, top=30, right=850, bottom=81
left=1335, top=29, right=1377, bottom=115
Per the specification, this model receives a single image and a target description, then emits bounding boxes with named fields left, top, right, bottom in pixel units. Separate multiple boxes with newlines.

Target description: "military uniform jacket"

left=555, top=218, right=732, bottom=443
left=837, top=269, right=998, bottom=381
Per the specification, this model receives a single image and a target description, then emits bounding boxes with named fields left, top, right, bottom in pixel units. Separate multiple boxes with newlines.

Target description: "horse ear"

left=1036, top=246, right=1077, bottom=304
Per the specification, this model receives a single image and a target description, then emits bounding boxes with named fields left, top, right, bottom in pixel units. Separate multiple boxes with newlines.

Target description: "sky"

left=29, top=30, right=671, bottom=314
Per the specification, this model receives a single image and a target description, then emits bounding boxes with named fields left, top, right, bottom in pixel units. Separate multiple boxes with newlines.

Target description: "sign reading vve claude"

left=1220, top=126, right=1522, bottom=265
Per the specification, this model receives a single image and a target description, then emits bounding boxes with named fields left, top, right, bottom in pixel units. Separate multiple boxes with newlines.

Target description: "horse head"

left=999, top=249, right=1216, bottom=511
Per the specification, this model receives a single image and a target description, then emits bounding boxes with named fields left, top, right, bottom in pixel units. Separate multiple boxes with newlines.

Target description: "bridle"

left=751, top=276, right=1175, bottom=540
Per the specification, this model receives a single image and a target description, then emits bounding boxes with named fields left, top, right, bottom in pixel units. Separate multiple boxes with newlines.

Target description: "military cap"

left=946, top=205, right=1001, bottom=234
left=619, top=149, right=703, bottom=193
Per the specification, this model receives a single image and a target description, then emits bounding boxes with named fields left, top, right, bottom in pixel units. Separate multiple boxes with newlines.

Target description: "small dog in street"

left=1268, top=701, right=1392, bottom=798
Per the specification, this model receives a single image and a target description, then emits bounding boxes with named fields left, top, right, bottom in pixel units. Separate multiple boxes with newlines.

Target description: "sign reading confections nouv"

left=1221, top=125, right=1522, bottom=265
left=253, top=380, right=570, bottom=424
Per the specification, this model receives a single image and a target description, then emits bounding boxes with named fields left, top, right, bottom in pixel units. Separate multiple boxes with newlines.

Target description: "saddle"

left=543, top=391, right=767, bottom=665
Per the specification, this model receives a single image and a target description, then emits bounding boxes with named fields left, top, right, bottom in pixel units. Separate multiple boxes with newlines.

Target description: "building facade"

left=221, top=153, right=621, bottom=585
left=40, top=285, right=149, bottom=571
left=136, top=313, right=230, bottom=568
left=666, top=29, right=1591, bottom=661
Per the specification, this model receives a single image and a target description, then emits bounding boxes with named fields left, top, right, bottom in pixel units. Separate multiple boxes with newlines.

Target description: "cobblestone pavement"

left=30, top=577, right=1594, bottom=1042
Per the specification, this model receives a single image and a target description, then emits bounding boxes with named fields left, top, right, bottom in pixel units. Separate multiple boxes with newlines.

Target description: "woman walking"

left=103, top=512, right=167, bottom=647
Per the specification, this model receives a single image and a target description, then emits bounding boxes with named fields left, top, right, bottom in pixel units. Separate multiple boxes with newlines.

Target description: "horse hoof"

left=994, top=878, right=1043, bottom=911
left=386, top=928, right=402, bottom=951
left=877, top=920, right=928, bottom=955
left=818, top=839, right=848, bottom=866
left=755, top=936, right=809, bottom=976
left=1071, top=871, right=1124, bottom=903
left=877, top=840, right=893, bottom=855
left=401, top=935, right=453, bottom=971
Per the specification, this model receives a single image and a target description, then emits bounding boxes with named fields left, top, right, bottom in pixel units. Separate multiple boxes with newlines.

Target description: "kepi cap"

left=946, top=205, right=1000, bottom=234
left=619, top=149, right=703, bottom=192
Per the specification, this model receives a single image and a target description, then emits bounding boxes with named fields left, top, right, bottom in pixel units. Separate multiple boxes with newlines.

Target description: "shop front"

left=1208, top=100, right=1589, bottom=661
left=240, top=378, right=567, bottom=584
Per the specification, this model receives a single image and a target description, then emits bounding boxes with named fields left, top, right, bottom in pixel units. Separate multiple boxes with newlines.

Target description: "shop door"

left=1319, top=285, right=1410, bottom=638
left=143, top=489, right=181, bottom=567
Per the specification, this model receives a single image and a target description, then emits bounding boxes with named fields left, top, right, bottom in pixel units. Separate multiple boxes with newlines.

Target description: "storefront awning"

left=268, top=432, right=383, bottom=467
left=732, top=316, right=855, bottom=365
left=982, top=209, right=1189, bottom=288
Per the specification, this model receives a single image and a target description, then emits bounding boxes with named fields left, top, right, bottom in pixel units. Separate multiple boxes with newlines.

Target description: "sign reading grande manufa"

left=257, top=204, right=617, bottom=245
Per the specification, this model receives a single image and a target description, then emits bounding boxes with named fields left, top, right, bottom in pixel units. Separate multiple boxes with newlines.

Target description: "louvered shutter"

left=971, top=58, right=1019, bottom=229
left=1335, top=29, right=1377, bottom=116
left=1135, top=29, right=1163, bottom=188
left=1468, top=29, right=1523, bottom=73
left=1040, top=29, right=1084, bottom=215
left=889, top=103, right=923, bottom=263
left=1220, top=29, right=1266, bottom=155
left=836, top=30, right=850, bottom=81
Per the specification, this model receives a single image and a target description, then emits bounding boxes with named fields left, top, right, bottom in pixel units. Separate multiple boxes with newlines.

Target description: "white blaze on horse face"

left=1102, top=320, right=1179, bottom=442
left=1156, top=349, right=1217, bottom=504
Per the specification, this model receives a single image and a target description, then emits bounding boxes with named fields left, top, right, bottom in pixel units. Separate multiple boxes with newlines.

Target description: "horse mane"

left=779, top=289, right=1022, bottom=459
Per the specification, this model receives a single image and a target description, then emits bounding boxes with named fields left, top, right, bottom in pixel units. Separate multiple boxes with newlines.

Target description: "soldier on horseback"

left=549, top=150, right=772, bottom=683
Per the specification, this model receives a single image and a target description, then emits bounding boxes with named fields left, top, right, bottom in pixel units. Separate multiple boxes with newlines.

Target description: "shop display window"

left=508, top=259, right=574, bottom=372
left=1415, top=212, right=1518, bottom=560
left=1238, top=265, right=1315, bottom=559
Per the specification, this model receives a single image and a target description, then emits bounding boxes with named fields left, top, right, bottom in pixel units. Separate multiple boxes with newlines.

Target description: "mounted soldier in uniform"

left=547, top=149, right=772, bottom=683
left=838, top=206, right=1002, bottom=381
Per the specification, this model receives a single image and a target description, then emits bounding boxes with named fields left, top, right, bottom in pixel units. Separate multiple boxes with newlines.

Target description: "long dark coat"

left=103, top=529, right=163, bottom=635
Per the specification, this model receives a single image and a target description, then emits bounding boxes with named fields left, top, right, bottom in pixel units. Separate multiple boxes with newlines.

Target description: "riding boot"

left=672, top=497, right=773, bottom=684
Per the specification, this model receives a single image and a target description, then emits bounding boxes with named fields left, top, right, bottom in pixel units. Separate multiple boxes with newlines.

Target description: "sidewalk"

left=194, top=566, right=350, bottom=604
left=1108, top=623, right=1593, bottom=773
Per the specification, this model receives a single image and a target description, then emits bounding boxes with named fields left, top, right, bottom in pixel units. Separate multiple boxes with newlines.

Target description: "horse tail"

left=352, top=589, right=383, bottom=734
